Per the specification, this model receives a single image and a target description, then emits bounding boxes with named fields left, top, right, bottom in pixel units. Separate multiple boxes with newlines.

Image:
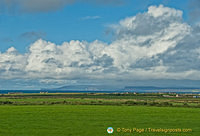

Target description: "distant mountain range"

left=123, top=86, right=200, bottom=91
left=41, top=85, right=200, bottom=92
left=42, top=85, right=119, bottom=91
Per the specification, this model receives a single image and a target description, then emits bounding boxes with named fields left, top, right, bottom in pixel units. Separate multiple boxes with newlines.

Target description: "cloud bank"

left=1, top=5, right=200, bottom=84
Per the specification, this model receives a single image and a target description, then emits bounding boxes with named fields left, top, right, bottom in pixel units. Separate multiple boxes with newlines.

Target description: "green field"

left=0, top=93, right=200, bottom=107
left=0, top=105, right=199, bottom=136
left=0, top=93, right=199, bottom=136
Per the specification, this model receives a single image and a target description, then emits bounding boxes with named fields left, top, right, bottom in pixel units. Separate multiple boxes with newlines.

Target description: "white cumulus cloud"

left=1, top=5, right=200, bottom=84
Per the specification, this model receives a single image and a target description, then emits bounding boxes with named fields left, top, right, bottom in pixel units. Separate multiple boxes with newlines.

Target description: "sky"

left=1, top=0, right=200, bottom=90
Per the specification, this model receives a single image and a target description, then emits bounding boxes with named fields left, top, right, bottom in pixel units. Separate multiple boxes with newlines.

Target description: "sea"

left=0, top=90, right=200, bottom=94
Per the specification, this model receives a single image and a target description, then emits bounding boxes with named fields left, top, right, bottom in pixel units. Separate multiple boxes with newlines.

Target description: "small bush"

left=183, top=103, right=189, bottom=107
left=124, top=101, right=137, bottom=105
left=0, top=101, right=13, bottom=105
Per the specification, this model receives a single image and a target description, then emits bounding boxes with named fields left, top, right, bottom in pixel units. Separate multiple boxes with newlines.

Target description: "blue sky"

left=0, top=0, right=190, bottom=53
left=1, top=0, right=200, bottom=90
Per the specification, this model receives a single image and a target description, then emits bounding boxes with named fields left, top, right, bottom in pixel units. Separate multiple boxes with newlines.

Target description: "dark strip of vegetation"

left=0, top=93, right=197, bottom=100
left=0, top=100, right=200, bottom=108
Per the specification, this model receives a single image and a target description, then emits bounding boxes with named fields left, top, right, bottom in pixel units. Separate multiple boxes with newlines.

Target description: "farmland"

left=0, top=93, right=200, bottom=107
left=0, top=93, right=199, bottom=136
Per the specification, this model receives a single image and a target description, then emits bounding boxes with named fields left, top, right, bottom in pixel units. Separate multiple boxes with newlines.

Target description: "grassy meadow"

left=0, top=93, right=199, bottom=136
left=0, top=105, right=199, bottom=136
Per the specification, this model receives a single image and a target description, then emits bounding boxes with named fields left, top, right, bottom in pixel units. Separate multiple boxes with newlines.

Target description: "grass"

left=0, top=93, right=199, bottom=136
left=0, top=105, right=199, bottom=136
left=0, top=93, right=200, bottom=107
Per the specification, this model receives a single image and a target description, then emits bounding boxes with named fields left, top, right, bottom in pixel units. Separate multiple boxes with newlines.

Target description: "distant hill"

left=41, top=85, right=200, bottom=92
left=123, top=86, right=200, bottom=91
left=42, top=85, right=119, bottom=91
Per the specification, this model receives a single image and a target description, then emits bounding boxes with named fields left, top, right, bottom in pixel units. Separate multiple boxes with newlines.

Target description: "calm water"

left=0, top=90, right=200, bottom=94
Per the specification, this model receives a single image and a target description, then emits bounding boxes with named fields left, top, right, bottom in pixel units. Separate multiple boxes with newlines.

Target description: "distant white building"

left=193, top=96, right=199, bottom=98
left=40, top=92, right=48, bottom=94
